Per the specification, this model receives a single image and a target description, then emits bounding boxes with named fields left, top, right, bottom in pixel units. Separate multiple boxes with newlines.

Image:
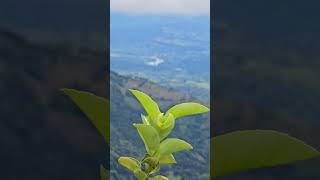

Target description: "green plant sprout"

left=62, top=88, right=320, bottom=180
left=116, top=89, right=210, bottom=180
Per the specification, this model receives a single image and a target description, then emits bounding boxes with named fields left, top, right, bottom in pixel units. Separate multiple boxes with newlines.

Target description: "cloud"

left=111, top=0, right=210, bottom=16
left=145, top=57, right=165, bottom=66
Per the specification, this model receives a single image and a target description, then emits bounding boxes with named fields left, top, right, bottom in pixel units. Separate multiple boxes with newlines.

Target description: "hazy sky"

left=110, top=0, right=210, bottom=16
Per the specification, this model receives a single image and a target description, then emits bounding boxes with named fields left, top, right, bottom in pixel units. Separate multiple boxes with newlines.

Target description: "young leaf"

left=134, top=124, right=160, bottom=155
left=129, top=89, right=161, bottom=120
left=141, top=114, right=150, bottom=125
left=155, top=138, right=193, bottom=159
left=118, top=157, right=141, bottom=173
left=61, top=89, right=109, bottom=144
left=157, top=113, right=174, bottom=130
left=211, top=130, right=320, bottom=178
left=154, top=113, right=164, bottom=126
left=100, top=164, right=109, bottom=180
left=134, top=169, right=148, bottom=180
left=157, top=114, right=175, bottom=140
left=159, top=154, right=176, bottom=165
left=165, top=102, right=209, bottom=119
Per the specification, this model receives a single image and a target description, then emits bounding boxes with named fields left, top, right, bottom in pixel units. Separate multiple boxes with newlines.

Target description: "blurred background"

left=0, top=0, right=109, bottom=179
left=213, top=0, right=320, bottom=179
left=110, top=0, right=210, bottom=179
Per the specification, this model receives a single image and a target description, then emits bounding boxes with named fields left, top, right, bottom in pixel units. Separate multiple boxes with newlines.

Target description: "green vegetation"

left=62, top=89, right=319, bottom=180
left=117, top=89, right=209, bottom=179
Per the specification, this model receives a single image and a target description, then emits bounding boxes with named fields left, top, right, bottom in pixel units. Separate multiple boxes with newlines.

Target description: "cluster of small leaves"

left=117, top=89, right=210, bottom=180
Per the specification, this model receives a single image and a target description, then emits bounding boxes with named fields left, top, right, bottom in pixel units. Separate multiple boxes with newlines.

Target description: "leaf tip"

left=128, top=89, right=137, bottom=93
left=60, top=88, right=76, bottom=96
left=204, top=106, right=210, bottom=112
left=60, top=88, right=70, bottom=93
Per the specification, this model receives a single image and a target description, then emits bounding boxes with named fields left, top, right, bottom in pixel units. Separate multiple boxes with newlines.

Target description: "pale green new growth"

left=159, top=154, right=176, bottom=165
left=118, top=157, right=141, bottom=173
left=134, top=124, right=160, bottom=155
left=165, top=102, right=209, bottom=119
left=155, top=138, right=193, bottom=159
left=141, top=114, right=151, bottom=125
left=118, top=89, right=210, bottom=179
left=129, top=89, right=161, bottom=120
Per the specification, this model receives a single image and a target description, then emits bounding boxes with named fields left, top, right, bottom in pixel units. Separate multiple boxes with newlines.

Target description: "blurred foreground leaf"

left=100, top=164, right=109, bottom=180
left=62, top=89, right=109, bottom=144
left=211, top=130, right=320, bottom=178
